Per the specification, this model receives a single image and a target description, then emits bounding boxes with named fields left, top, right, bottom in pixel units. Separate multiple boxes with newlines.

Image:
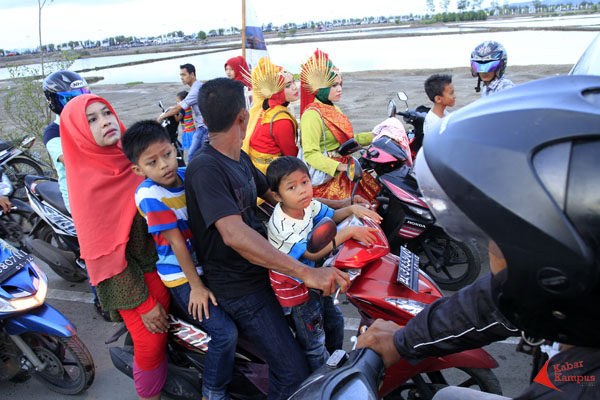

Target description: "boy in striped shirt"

left=122, top=120, right=237, bottom=400
left=265, top=156, right=381, bottom=371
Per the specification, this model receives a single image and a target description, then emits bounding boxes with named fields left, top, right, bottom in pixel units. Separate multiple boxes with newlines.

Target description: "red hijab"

left=225, top=56, right=251, bottom=89
left=60, top=94, right=144, bottom=286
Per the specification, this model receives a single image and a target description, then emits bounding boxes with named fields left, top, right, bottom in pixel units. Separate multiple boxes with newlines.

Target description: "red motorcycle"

left=310, top=159, right=502, bottom=399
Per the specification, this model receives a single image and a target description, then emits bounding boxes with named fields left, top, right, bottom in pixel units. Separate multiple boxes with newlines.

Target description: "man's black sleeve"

left=394, top=271, right=519, bottom=365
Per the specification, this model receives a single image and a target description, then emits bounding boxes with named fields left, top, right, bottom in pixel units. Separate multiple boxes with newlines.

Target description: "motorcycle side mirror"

left=397, top=91, right=409, bottom=109
left=21, top=136, right=36, bottom=149
left=158, top=100, right=165, bottom=111
left=338, top=139, right=361, bottom=156
left=307, top=217, right=337, bottom=253
left=387, top=100, right=397, bottom=118
left=346, top=157, right=363, bottom=183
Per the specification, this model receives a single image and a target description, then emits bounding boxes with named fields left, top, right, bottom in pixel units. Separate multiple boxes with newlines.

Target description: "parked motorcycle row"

left=0, top=94, right=494, bottom=399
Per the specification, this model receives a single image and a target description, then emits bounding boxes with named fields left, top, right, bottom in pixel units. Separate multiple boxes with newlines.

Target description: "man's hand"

left=0, top=196, right=11, bottom=214
left=350, top=204, right=382, bottom=224
left=303, top=266, right=350, bottom=296
left=156, top=114, right=165, bottom=123
left=189, top=286, right=218, bottom=322
left=140, top=302, right=170, bottom=334
left=356, top=319, right=403, bottom=368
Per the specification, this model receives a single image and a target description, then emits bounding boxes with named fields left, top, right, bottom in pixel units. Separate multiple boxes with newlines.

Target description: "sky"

left=1, top=0, right=512, bottom=50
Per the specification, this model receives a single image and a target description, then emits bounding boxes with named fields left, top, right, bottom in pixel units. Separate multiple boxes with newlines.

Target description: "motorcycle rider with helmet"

left=470, top=40, right=514, bottom=97
left=357, top=74, right=600, bottom=399
left=42, top=70, right=90, bottom=213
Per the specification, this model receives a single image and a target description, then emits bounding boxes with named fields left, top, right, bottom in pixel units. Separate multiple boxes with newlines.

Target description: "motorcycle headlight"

left=384, top=298, right=427, bottom=316
left=0, top=264, right=48, bottom=313
left=406, top=204, right=434, bottom=221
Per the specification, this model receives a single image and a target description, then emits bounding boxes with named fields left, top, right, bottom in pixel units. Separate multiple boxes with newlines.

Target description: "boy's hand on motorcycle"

left=304, top=267, right=350, bottom=296
left=350, top=205, right=382, bottom=224
left=188, top=287, right=218, bottom=321
left=350, top=226, right=379, bottom=246
left=141, top=302, right=169, bottom=334
left=356, top=319, right=403, bottom=368
left=0, top=196, right=12, bottom=213
left=351, top=195, right=371, bottom=208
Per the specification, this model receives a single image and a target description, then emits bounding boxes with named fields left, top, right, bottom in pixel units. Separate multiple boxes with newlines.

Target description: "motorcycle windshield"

left=332, top=216, right=389, bottom=269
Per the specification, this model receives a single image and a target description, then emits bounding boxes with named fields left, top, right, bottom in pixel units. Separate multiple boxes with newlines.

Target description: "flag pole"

left=241, top=0, right=246, bottom=59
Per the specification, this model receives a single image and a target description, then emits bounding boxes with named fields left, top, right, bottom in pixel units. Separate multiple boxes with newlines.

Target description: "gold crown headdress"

left=300, top=50, right=338, bottom=94
left=245, top=57, right=291, bottom=103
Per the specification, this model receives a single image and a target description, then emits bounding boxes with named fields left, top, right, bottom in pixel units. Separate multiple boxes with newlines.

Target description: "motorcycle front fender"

left=379, top=348, right=498, bottom=397
left=3, top=303, right=76, bottom=337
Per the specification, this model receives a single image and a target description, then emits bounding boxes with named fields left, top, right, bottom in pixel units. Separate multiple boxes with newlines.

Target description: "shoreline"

left=2, top=15, right=597, bottom=71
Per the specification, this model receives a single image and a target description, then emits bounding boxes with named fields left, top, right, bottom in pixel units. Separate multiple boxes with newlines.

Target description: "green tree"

left=37, top=0, right=54, bottom=77
left=457, top=0, right=470, bottom=10
left=2, top=53, right=74, bottom=153
left=426, top=0, right=436, bottom=13
left=288, top=27, right=297, bottom=35
left=218, top=28, right=224, bottom=36
left=439, top=0, right=451, bottom=12
left=198, top=30, right=207, bottom=40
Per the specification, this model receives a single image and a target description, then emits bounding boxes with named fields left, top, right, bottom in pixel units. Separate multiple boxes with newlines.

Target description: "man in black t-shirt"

left=185, top=78, right=350, bottom=399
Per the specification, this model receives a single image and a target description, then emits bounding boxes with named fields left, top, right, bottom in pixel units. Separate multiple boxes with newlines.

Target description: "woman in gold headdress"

left=299, top=49, right=380, bottom=202
left=243, top=57, right=299, bottom=175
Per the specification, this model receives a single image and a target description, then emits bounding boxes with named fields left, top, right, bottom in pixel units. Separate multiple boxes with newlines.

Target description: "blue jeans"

left=284, top=293, right=345, bottom=372
left=187, top=125, right=208, bottom=163
left=322, top=295, right=345, bottom=354
left=169, top=283, right=238, bottom=400
left=218, top=287, right=310, bottom=400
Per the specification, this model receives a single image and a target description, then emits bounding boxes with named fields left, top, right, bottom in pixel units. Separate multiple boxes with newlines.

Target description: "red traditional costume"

left=243, top=57, right=298, bottom=175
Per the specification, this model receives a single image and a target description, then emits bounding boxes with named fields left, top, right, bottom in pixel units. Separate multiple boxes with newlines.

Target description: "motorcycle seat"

left=0, top=141, right=12, bottom=153
left=35, top=181, right=70, bottom=216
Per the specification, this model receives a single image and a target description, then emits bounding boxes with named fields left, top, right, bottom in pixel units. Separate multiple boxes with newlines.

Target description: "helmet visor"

left=471, top=59, right=502, bottom=74
left=414, top=150, right=490, bottom=244
left=56, top=88, right=90, bottom=107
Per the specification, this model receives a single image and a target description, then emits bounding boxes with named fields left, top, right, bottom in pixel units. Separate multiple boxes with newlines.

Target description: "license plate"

left=0, top=249, right=33, bottom=283
left=397, top=247, right=420, bottom=293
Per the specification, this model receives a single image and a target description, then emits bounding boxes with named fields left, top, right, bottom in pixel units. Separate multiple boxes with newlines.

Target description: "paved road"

left=0, top=257, right=533, bottom=399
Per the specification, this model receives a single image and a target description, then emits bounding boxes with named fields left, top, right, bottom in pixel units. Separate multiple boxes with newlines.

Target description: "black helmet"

left=42, top=70, right=90, bottom=115
left=415, top=75, right=600, bottom=346
left=470, top=40, right=508, bottom=79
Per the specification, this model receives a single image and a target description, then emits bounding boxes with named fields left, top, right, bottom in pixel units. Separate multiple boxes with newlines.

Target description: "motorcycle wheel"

left=37, top=224, right=86, bottom=282
left=384, top=367, right=502, bottom=400
left=5, top=157, right=44, bottom=201
left=0, top=210, right=33, bottom=249
left=22, top=333, right=95, bottom=395
left=412, top=232, right=481, bottom=291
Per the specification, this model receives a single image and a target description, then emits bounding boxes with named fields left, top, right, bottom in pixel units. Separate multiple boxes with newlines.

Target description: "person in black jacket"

left=357, top=75, right=600, bottom=399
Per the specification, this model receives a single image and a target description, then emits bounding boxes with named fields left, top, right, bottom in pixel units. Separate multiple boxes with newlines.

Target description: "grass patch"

left=126, top=81, right=143, bottom=85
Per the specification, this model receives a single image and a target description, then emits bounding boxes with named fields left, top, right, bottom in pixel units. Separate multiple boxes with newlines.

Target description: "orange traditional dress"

left=299, top=50, right=380, bottom=202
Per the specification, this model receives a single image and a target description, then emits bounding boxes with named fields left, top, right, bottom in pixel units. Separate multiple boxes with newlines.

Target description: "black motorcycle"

left=23, top=175, right=87, bottom=282
left=158, top=101, right=186, bottom=167
left=0, top=136, right=50, bottom=201
left=0, top=171, right=34, bottom=250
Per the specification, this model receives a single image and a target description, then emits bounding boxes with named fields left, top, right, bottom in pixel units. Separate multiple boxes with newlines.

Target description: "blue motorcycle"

left=0, top=239, right=95, bottom=394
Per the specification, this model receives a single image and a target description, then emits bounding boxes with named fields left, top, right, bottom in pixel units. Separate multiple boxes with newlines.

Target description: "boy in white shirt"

left=265, top=156, right=381, bottom=371
left=423, top=74, right=456, bottom=136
